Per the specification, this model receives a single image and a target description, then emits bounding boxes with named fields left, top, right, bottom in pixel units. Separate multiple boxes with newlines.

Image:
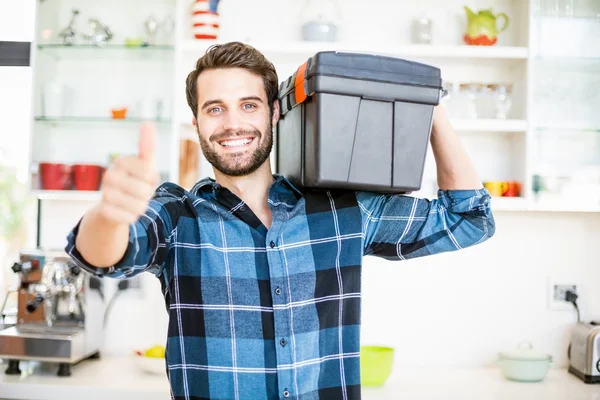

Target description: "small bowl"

left=360, top=345, right=394, bottom=387
left=72, top=164, right=104, bottom=191
left=39, top=162, right=72, bottom=190
left=125, top=37, right=144, bottom=47
left=133, top=350, right=166, bottom=375
left=111, top=107, right=127, bottom=119
left=498, top=342, right=552, bottom=382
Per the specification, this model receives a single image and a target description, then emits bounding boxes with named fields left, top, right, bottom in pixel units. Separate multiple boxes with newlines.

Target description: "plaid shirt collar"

left=190, top=173, right=304, bottom=205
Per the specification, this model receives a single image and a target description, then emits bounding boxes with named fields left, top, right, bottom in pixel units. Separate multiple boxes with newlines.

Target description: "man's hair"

left=185, top=41, right=279, bottom=119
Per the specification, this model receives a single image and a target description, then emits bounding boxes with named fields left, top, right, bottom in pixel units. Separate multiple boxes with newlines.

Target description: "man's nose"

left=222, top=108, right=245, bottom=132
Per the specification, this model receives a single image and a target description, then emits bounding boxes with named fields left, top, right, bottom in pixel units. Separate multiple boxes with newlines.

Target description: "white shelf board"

left=529, top=198, right=600, bottom=213
left=29, top=190, right=599, bottom=212
left=182, top=40, right=529, bottom=60
left=450, top=118, right=528, bottom=133
left=31, top=190, right=101, bottom=202
left=491, top=197, right=529, bottom=211
left=492, top=197, right=600, bottom=213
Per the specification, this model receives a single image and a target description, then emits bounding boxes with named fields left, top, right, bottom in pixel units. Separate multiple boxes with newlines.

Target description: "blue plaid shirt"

left=65, top=174, right=495, bottom=400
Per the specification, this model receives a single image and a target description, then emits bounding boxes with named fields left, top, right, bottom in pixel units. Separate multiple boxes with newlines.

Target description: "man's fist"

left=97, top=122, right=159, bottom=225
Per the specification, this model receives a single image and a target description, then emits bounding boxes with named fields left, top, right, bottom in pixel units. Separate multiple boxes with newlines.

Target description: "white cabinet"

left=28, top=0, right=177, bottom=203
left=26, top=0, right=600, bottom=212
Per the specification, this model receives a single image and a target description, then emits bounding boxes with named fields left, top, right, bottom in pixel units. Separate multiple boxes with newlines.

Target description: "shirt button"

left=283, top=390, right=290, bottom=398
left=280, top=338, right=287, bottom=347
left=239, top=206, right=246, bottom=212
left=275, top=288, right=281, bottom=295
left=269, top=241, right=275, bottom=248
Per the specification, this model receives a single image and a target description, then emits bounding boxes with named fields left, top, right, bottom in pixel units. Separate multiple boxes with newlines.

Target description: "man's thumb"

left=138, top=122, right=156, bottom=163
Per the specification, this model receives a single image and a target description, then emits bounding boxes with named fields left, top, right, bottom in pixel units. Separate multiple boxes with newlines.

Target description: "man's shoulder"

left=155, top=177, right=215, bottom=199
left=155, top=181, right=191, bottom=199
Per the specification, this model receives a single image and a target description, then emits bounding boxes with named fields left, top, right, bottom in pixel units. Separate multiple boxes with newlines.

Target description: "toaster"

left=568, top=321, right=600, bottom=383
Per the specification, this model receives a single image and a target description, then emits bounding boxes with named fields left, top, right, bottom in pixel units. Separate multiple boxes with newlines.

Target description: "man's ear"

left=192, top=116, right=199, bottom=134
left=271, top=100, right=280, bottom=127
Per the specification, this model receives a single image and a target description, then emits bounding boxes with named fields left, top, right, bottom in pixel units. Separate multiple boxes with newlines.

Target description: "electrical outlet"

left=548, top=276, right=578, bottom=311
left=553, top=284, right=576, bottom=302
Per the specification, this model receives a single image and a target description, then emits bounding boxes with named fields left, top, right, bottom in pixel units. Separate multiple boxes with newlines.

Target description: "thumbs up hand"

left=97, top=122, right=160, bottom=225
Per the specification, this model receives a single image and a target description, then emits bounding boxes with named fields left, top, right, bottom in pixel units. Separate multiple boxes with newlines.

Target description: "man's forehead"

left=197, top=68, right=265, bottom=95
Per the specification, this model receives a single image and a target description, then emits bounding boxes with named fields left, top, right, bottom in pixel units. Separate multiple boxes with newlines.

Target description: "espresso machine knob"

left=13, top=260, right=35, bottom=274
left=11, top=262, right=22, bottom=273
left=26, top=295, right=45, bottom=313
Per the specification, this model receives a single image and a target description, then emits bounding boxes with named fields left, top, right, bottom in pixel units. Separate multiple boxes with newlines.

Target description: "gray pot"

left=302, top=20, right=337, bottom=42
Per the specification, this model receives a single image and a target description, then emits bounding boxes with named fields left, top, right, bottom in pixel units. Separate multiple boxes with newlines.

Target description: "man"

left=66, top=41, right=495, bottom=400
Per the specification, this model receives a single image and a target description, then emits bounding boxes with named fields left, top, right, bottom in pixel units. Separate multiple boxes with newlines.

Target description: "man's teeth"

left=221, top=138, right=252, bottom=147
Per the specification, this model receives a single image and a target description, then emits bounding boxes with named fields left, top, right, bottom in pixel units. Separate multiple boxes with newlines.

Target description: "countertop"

left=0, top=357, right=599, bottom=400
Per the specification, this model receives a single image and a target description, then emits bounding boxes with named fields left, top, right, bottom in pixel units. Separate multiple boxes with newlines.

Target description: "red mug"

left=504, top=181, right=521, bottom=197
left=40, top=163, right=72, bottom=190
left=72, top=164, right=103, bottom=191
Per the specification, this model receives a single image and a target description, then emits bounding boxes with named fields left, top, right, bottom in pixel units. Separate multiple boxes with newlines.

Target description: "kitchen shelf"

left=529, top=199, right=600, bottom=213
left=37, top=44, right=175, bottom=60
left=34, top=116, right=172, bottom=125
left=182, top=40, right=529, bottom=60
left=31, top=190, right=102, bottom=201
left=533, top=125, right=600, bottom=133
left=450, top=118, right=528, bottom=133
left=491, top=197, right=600, bottom=213
left=491, top=197, right=529, bottom=211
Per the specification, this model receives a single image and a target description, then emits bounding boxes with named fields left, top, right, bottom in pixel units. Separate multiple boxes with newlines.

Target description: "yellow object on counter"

left=145, top=345, right=166, bottom=358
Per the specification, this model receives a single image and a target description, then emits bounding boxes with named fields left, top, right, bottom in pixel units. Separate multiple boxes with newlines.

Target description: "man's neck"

left=213, top=161, right=275, bottom=226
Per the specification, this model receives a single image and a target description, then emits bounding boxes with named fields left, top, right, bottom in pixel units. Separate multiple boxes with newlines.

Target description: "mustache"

left=210, top=129, right=261, bottom=142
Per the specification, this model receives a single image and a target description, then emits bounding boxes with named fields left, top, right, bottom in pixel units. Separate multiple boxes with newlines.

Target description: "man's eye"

left=243, top=103, right=256, bottom=110
left=208, top=107, right=223, bottom=114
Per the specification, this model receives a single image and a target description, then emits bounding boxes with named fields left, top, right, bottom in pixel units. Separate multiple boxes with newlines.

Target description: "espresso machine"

left=0, top=249, right=105, bottom=376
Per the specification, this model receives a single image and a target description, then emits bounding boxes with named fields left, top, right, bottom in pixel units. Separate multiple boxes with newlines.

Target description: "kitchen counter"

left=0, top=357, right=599, bottom=400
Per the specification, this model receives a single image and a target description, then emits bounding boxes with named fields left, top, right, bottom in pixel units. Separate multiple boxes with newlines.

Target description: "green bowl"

left=360, top=345, right=394, bottom=387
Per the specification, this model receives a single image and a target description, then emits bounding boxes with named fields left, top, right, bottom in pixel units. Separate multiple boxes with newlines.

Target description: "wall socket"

left=553, top=284, right=577, bottom=301
left=548, top=277, right=578, bottom=311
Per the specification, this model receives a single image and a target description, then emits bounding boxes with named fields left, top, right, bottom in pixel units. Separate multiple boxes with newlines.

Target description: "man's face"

left=193, top=68, right=278, bottom=177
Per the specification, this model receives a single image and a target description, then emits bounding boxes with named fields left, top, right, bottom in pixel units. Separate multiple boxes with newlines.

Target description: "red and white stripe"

left=191, top=0, right=219, bottom=39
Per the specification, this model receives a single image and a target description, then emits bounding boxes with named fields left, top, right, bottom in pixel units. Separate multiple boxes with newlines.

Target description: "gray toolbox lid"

left=278, top=51, right=443, bottom=115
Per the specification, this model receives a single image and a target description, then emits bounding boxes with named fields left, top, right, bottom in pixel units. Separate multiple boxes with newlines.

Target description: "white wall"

left=361, top=211, right=600, bottom=368
left=0, top=0, right=36, bottom=291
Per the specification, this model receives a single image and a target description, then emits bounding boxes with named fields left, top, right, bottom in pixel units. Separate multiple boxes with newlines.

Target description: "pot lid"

left=499, top=341, right=552, bottom=361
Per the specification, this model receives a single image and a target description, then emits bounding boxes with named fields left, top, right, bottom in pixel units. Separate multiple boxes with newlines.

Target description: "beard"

left=199, top=119, right=273, bottom=177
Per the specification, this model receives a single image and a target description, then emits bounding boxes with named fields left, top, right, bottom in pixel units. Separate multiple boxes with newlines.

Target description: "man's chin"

left=213, top=161, right=260, bottom=177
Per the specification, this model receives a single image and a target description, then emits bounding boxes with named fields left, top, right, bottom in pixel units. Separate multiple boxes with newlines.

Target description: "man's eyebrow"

left=240, top=96, right=263, bottom=103
left=201, top=96, right=264, bottom=110
left=201, top=99, right=222, bottom=109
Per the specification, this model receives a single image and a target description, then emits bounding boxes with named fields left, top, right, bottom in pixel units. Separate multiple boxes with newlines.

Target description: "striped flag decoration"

left=191, top=0, right=220, bottom=40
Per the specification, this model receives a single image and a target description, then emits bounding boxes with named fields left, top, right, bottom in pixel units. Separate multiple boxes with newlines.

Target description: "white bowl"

left=133, top=352, right=166, bottom=376
left=498, top=341, right=552, bottom=382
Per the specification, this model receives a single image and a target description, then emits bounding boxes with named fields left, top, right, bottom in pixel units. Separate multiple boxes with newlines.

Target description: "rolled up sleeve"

left=65, top=184, right=183, bottom=279
left=357, top=188, right=495, bottom=261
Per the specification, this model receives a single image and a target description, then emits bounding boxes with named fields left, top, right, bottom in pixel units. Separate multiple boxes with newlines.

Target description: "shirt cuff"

left=437, top=188, right=492, bottom=215
left=64, top=217, right=137, bottom=279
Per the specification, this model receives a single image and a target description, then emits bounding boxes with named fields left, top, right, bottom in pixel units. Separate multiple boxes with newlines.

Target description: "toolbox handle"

left=278, top=58, right=311, bottom=116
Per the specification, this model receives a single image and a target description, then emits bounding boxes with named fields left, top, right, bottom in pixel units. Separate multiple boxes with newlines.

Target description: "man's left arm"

left=430, top=104, right=484, bottom=191
left=358, top=105, right=495, bottom=260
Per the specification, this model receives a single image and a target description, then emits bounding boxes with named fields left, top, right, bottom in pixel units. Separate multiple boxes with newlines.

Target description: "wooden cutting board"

left=178, top=139, right=199, bottom=190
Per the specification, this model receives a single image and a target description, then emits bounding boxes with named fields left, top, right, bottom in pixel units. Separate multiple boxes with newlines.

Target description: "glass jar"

left=491, top=83, right=513, bottom=119
left=412, top=15, right=433, bottom=44
left=459, top=83, right=482, bottom=119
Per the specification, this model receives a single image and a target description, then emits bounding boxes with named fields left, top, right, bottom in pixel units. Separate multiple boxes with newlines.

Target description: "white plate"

left=133, top=352, right=166, bottom=375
